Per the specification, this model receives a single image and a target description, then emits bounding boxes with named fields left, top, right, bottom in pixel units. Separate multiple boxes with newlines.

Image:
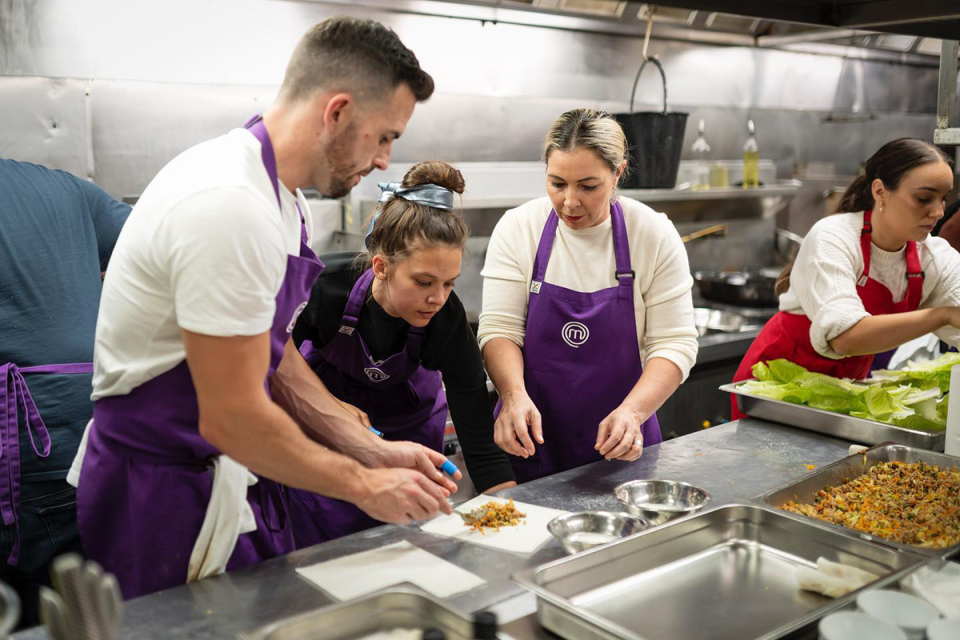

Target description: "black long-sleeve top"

left=292, top=252, right=515, bottom=492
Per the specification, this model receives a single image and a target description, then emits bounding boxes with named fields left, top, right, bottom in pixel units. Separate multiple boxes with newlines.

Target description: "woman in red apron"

left=732, top=138, right=960, bottom=419
left=288, top=161, right=513, bottom=546
left=479, top=109, right=699, bottom=482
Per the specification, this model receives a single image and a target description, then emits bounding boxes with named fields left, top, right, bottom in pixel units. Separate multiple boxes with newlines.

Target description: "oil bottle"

left=742, top=119, right=759, bottom=188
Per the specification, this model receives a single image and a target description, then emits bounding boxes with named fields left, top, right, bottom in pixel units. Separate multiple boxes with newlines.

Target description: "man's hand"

left=361, top=440, right=460, bottom=497
left=354, top=468, right=452, bottom=523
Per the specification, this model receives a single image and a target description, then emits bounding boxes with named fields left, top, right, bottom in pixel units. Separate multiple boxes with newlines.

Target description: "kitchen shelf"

left=355, top=180, right=801, bottom=211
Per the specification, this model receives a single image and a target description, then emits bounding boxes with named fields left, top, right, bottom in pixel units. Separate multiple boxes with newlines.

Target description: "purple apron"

left=1, top=362, right=91, bottom=565
left=289, top=269, right=447, bottom=546
left=504, top=202, right=661, bottom=483
left=76, top=116, right=324, bottom=599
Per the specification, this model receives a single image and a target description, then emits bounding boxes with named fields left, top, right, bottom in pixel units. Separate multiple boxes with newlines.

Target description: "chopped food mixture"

left=781, top=461, right=960, bottom=548
left=460, top=499, right=526, bottom=534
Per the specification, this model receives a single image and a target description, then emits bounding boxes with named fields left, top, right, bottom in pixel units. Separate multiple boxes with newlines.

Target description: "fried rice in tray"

left=781, top=460, right=960, bottom=548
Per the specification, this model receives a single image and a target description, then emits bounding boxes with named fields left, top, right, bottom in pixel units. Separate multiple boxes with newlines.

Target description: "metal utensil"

left=0, top=580, right=19, bottom=639
left=47, top=553, right=124, bottom=640
left=614, top=479, right=711, bottom=525
left=547, top=511, right=649, bottom=554
left=39, top=587, right=69, bottom=640
left=681, top=223, right=728, bottom=244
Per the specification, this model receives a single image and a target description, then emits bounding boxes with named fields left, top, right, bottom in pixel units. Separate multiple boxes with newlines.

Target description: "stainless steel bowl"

left=614, top=480, right=711, bottom=525
left=693, top=307, right=745, bottom=335
left=547, top=511, right=649, bottom=555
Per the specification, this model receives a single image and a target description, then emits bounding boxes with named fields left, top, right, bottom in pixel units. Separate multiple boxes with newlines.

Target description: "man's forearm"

left=271, top=339, right=381, bottom=460
left=200, top=394, right=368, bottom=504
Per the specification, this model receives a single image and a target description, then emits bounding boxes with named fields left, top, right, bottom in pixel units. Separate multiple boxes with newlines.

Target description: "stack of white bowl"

left=818, top=590, right=958, bottom=640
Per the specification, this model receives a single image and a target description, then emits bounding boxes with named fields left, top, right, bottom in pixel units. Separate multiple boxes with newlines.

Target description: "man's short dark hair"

left=280, top=17, right=434, bottom=104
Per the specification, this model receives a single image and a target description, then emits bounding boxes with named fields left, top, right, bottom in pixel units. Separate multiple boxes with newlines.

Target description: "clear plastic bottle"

left=743, top=119, right=759, bottom=189
left=690, top=119, right=711, bottom=191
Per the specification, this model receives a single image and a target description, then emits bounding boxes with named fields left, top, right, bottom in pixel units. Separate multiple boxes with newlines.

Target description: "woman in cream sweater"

left=478, top=108, right=699, bottom=483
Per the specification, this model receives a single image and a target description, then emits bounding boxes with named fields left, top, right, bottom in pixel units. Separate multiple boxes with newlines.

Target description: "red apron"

left=731, top=210, right=924, bottom=419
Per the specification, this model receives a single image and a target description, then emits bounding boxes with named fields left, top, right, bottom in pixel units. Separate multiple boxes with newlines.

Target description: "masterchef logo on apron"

left=561, top=322, right=589, bottom=348
left=286, top=301, right=308, bottom=334
left=363, top=367, right=390, bottom=383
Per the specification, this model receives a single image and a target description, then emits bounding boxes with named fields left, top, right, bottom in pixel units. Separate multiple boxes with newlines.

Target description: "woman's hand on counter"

left=494, top=390, right=543, bottom=458
left=596, top=404, right=645, bottom=461
left=484, top=481, right=519, bottom=494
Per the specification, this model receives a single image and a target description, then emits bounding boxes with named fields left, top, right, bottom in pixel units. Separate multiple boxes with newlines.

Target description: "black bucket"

left=614, top=58, right=688, bottom=189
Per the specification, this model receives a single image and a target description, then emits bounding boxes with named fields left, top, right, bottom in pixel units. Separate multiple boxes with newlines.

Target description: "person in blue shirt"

left=0, top=158, right=130, bottom=627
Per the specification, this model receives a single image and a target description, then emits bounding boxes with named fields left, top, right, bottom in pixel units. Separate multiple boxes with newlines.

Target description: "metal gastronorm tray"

left=757, top=443, right=960, bottom=561
left=513, top=504, right=922, bottom=640
left=720, top=382, right=945, bottom=451
left=238, top=584, right=495, bottom=640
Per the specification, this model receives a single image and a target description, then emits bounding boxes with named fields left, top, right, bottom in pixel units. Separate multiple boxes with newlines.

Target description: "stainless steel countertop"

left=15, top=419, right=855, bottom=639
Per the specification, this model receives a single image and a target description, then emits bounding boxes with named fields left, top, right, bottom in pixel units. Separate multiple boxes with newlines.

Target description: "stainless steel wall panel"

left=88, top=80, right=276, bottom=197
left=0, top=0, right=946, bottom=199
left=0, top=76, right=91, bottom=177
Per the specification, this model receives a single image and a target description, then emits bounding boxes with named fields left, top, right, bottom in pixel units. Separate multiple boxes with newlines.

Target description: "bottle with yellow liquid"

left=743, top=119, right=759, bottom=189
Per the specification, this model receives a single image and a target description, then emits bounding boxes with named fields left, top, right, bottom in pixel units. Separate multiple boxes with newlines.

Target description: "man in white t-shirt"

left=73, top=17, right=460, bottom=599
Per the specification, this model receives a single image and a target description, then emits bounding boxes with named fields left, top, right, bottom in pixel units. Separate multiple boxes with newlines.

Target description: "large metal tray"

left=757, top=443, right=960, bottom=562
left=721, top=382, right=945, bottom=451
left=238, top=585, right=499, bottom=640
left=513, top=504, right=923, bottom=640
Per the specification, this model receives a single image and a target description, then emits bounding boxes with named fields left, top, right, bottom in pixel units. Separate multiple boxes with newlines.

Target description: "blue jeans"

left=0, top=477, right=83, bottom=630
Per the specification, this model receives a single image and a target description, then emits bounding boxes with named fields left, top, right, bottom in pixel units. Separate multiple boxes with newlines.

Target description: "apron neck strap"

left=860, top=209, right=874, bottom=280
left=532, top=213, right=559, bottom=282
left=532, top=203, right=633, bottom=286
left=244, top=115, right=309, bottom=245
left=341, top=269, right=375, bottom=327
left=339, top=270, right=428, bottom=355
left=244, top=115, right=281, bottom=211
left=860, top=210, right=925, bottom=301
left=904, top=239, right=924, bottom=308
left=610, top=201, right=634, bottom=289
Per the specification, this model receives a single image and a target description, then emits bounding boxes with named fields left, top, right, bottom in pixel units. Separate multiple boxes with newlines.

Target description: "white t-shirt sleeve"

left=162, top=186, right=287, bottom=337
left=792, top=224, right=870, bottom=359
left=922, top=237, right=960, bottom=347
left=640, top=218, right=698, bottom=380
left=478, top=208, right=530, bottom=350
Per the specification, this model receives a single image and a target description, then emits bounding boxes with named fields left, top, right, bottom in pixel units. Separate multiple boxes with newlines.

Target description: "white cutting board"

left=420, top=495, right=567, bottom=554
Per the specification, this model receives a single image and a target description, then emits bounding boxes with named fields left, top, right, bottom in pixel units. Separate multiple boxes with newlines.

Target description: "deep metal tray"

left=720, top=382, right=945, bottom=451
left=513, top=504, right=923, bottom=640
left=238, top=585, right=497, bottom=640
left=757, top=443, right=960, bottom=561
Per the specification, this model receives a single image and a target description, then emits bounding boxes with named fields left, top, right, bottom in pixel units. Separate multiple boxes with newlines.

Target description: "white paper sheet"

left=420, top=495, right=567, bottom=554
left=295, top=541, right=486, bottom=601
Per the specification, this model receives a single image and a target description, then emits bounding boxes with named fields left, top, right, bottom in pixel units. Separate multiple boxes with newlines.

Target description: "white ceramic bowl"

left=856, top=590, right=941, bottom=640
left=819, top=612, right=907, bottom=640
left=927, top=618, right=960, bottom=640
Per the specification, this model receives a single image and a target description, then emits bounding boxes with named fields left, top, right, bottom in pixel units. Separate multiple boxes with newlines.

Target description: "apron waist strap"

left=0, top=362, right=91, bottom=565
